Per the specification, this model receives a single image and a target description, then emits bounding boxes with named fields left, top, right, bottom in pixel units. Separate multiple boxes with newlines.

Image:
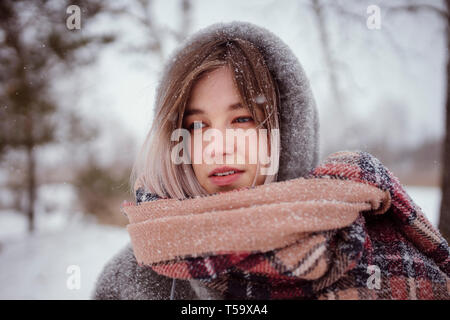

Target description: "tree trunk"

left=179, top=0, right=192, bottom=41
left=25, top=110, right=36, bottom=233
left=26, top=144, right=36, bottom=233
left=310, top=0, right=345, bottom=119
left=438, top=0, right=450, bottom=243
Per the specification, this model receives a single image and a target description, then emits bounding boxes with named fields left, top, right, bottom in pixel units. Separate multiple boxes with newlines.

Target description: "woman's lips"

left=209, top=171, right=244, bottom=186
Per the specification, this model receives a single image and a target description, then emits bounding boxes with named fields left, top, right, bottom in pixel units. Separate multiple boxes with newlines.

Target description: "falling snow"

left=90, top=21, right=446, bottom=300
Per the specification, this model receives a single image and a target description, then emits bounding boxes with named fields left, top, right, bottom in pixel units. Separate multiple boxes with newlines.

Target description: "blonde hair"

left=130, top=38, right=280, bottom=200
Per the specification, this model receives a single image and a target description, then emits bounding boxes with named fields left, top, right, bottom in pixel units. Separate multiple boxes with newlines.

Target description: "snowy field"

left=0, top=211, right=129, bottom=300
left=0, top=185, right=442, bottom=300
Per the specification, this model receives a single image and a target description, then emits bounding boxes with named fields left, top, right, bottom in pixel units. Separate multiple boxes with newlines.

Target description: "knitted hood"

left=153, top=21, right=320, bottom=182
left=93, top=21, right=322, bottom=301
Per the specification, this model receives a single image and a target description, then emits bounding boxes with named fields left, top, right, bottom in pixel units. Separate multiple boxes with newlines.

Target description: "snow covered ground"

left=0, top=211, right=129, bottom=300
left=0, top=185, right=442, bottom=300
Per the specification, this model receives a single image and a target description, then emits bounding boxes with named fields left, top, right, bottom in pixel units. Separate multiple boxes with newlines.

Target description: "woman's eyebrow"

left=184, top=102, right=243, bottom=116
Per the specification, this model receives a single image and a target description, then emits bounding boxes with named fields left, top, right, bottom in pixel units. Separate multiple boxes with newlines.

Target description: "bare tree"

left=440, top=1, right=450, bottom=242
left=383, top=0, right=450, bottom=243
left=0, top=0, right=114, bottom=232
left=295, top=0, right=450, bottom=239
left=310, top=0, right=346, bottom=121
left=111, top=0, right=193, bottom=65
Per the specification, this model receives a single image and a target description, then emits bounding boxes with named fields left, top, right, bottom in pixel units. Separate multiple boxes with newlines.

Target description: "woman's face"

left=183, top=66, right=268, bottom=194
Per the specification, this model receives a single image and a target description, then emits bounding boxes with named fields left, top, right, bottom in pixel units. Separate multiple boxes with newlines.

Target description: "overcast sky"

left=65, top=0, right=446, bottom=161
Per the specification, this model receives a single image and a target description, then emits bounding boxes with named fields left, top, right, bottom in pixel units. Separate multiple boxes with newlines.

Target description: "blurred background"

left=0, top=0, right=449, bottom=299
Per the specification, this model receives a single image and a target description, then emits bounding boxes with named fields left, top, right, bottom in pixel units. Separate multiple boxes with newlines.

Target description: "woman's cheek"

left=235, top=129, right=257, bottom=165
left=189, top=134, right=204, bottom=165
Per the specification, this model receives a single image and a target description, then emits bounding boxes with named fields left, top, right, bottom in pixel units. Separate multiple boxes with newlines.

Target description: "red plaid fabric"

left=135, top=151, right=450, bottom=299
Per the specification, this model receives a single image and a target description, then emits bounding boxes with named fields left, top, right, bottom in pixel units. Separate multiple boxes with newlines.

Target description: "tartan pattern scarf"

left=124, top=151, right=450, bottom=299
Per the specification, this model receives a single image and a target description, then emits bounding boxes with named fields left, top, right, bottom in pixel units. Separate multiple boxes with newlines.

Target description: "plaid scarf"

left=124, top=151, right=450, bottom=299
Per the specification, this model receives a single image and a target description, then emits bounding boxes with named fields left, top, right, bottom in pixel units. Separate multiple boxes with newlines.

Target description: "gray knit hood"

left=155, top=21, right=320, bottom=181
left=93, top=21, right=320, bottom=300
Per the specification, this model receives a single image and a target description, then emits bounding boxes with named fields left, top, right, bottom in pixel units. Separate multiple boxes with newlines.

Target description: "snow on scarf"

left=123, top=151, right=450, bottom=299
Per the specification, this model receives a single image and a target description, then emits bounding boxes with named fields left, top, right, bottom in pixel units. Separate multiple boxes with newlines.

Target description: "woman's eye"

left=188, top=117, right=253, bottom=130
left=234, top=116, right=253, bottom=124
left=189, top=121, right=205, bottom=130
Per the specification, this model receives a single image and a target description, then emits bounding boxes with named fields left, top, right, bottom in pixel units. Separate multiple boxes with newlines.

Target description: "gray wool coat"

left=92, top=20, right=320, bottom=300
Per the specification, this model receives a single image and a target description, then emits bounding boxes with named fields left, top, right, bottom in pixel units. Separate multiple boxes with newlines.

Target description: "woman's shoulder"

left=92, top=182, right=197, bottom=300
left=92, top=242, right=197, bottom=300
left=92, top=242, right=165, bottom=299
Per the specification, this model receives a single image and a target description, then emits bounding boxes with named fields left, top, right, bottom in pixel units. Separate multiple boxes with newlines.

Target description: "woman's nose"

left=206, top=126, right=236, bottom=160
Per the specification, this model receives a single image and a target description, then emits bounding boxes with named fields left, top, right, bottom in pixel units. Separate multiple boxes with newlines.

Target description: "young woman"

left=93, top=21, right=449, bottom=300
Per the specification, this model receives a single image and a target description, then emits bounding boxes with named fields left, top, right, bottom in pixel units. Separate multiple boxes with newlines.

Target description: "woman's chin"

left=206, top=181, right=248, bottom=194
